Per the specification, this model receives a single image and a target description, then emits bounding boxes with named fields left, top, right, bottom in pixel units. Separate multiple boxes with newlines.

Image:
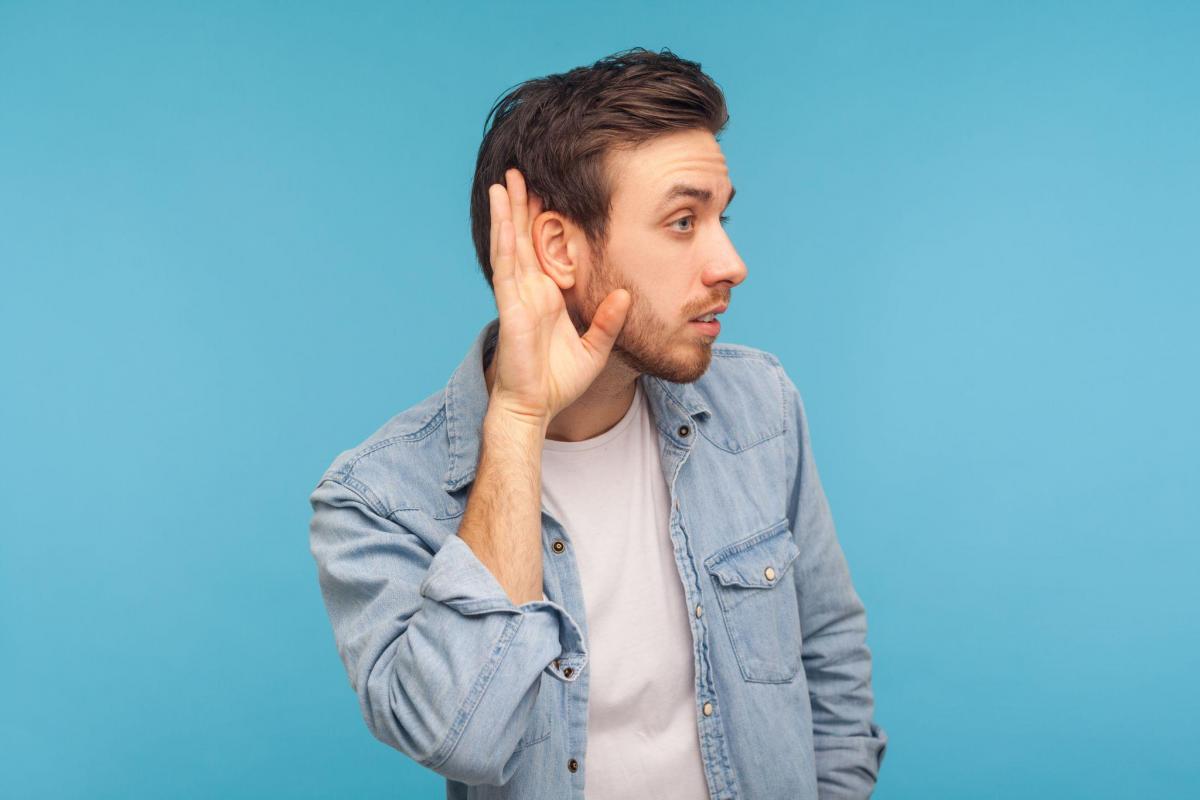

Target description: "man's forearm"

left=457, top=409, right=547, bottom=606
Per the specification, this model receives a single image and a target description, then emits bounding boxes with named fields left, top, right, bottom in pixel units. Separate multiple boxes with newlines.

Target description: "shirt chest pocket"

left=703, top=519, right=803, bottom=684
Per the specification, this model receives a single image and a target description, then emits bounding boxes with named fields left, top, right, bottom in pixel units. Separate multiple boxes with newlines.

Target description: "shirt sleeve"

left=308, top=475, right=587, bottom=787
left=780, top=367, right=889, bottom=798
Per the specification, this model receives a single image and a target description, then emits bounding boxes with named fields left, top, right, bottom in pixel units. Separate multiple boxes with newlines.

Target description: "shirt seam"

left=318, top=474, right=388, bottom=518
left=423, top=613, right=526, bottom=773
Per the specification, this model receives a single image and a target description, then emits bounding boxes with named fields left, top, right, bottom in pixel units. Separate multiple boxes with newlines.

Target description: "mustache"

left=687, top=294, right=730, bottom=318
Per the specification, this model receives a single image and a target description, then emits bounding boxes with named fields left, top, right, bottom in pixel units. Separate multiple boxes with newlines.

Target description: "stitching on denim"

left=332, top=406, right=449, bottom=516
left=709, top=563, right=802, bottom=684
left=703, top=517, right=802, bottom=683
left=432, top=506, right=466, bottom=522
left=710, top=344, right=781, bottom=365
left=653, top=377, right=705, bottom=422
left=673, top=504, right=735, bottom=794
left=692, top=354, right=788, bottom=453
left=514, top=692, right=552, bottom=751
left=441, top=597, right=521, bottom=616
left=425, top=613, right=525, bottom=772
left=706, top=687, right=739, bottom=795
left=773, top=361, right=788, bottom=436
left=781, top=368, right=801, bottom=531
left=322, top=475, right=388, bottom=518
left=445, top=374, right=462, bottom=484
left=703, top=517, right=793, bottom=570
left=514, top=727, right=551, bottom=750
left=696, top=424, right=785, bottom=454
left=664, top=425, right=732, bottom=795
left=344, top=406, right=446, bottom=475
left=383, top=504, right=421, bottom=517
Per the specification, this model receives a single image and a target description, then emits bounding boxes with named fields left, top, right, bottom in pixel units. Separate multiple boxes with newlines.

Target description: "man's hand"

left=486, top=167, right=631, bottom=428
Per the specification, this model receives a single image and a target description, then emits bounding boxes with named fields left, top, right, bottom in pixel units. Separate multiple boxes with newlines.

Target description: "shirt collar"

left=442, top=317, right=711, bottom=493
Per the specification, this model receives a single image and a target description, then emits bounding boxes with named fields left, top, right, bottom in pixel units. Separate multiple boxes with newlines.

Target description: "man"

left=309, top=47, right=887, bottom=799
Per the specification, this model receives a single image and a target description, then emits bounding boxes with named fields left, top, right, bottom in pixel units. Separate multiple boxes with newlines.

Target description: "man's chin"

left=617, top=341, right=712, bottom=385
left=665, top=360, right=712, bottom=384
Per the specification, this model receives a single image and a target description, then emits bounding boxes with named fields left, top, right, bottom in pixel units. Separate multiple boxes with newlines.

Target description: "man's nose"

left=704, top=231, right=748, bottom=288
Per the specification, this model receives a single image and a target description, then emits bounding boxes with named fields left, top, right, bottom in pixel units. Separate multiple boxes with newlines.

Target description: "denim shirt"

left=308, top=318, right=887, bottom=799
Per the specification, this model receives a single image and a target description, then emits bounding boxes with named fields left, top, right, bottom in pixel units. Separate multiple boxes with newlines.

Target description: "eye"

left=670, top=214, right=732, bottom=232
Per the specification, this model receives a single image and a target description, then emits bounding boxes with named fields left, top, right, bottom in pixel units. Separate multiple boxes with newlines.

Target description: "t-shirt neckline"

left=541, top=381, right=644, bottom=454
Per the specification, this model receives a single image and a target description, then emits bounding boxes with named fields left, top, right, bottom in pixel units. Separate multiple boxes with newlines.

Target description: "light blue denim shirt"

left=309, top=318, right=887, bottom=799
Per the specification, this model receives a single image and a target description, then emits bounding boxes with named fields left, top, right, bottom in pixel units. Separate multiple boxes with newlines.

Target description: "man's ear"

left=532, top=211, right=581, bottom=291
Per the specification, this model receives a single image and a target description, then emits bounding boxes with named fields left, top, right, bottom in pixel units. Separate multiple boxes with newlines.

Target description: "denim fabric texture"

left=309, top=318, right=888, bottom=799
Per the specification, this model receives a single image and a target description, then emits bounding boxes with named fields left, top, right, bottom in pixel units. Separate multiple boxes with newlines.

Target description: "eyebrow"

left=656, top=183, right=736, bottom=212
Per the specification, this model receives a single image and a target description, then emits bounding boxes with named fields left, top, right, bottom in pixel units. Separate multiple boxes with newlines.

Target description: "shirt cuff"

left=419, top=534, right=588, bottom=681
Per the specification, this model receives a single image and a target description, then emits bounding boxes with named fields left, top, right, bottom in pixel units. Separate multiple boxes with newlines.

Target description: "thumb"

left=580, top=288, right=631, bottom=362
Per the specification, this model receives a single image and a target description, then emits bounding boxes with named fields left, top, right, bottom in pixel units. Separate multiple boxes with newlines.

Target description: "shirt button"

left=552, top=540, right=565, bottom=554
left=678, top=424, right=690, bottom=437
left=695, top=604, right=703, bottom=618
left=764, top=566, right=776, bottom=582
left=703, top=702, right=713, bottom=716
left=563, top=667, right=573, bottom=678
left=567, top=758, right=579, bottom=773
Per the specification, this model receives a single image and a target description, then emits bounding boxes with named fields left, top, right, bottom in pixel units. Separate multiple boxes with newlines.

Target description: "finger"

left=487, top=183, right=501, bottom=266
left=487, top=181, right=511, bottom=260
left=525, top=191, right=545, bottom=262
left=492, top=218, right=520, bottom=307
left=579, top=288, right=631, bottom=363
left=506, top=169, right=540, bottom=279
left=507, top=168, right=529, bottom=247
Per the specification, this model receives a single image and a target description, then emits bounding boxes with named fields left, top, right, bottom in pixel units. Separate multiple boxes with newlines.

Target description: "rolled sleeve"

left=813, top=722, right=889, bottom=799
left=779, top=368, right=888, bottom=797
left=309, top=476, right=586, bottom=786
left=418, top=533, right=589, bottom=682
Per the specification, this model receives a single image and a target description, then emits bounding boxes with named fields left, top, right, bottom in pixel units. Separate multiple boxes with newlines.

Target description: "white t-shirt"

left=540, top=380, right=709, bottom=799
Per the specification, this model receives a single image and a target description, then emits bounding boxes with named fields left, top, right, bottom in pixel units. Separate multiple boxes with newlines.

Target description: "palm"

left=488, top=168, right=630, bottom=424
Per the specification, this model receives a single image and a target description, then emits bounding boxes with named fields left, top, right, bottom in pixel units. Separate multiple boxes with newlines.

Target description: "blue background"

left=2, top=2, right=1197, bottom=797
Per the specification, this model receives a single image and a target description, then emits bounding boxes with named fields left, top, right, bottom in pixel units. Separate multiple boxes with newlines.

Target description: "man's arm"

left=457, top=408, right=549, bottom=606
left=308, top=451, right=585, bottom=787
left=309, top=167, right=628, bottom=787
left=781, top=366, right=888, bottom=798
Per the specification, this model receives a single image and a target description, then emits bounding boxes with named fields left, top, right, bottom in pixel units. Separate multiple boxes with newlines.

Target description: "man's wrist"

left=483, top=406, right=549, bottom=445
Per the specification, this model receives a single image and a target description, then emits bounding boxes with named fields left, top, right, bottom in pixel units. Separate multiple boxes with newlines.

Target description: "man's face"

left=568, top=128, right=747, bottom=384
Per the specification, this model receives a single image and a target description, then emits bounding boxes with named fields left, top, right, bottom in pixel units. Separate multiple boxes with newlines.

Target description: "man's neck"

left=483, top=344, right=640, bottom=443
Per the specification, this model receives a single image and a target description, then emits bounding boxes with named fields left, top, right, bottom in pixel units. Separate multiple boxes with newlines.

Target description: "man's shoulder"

left=709, top=341, right=784, bottom=369
left=310, top=387, right=451, bottom=516
left=687, top=341, right=795, bottom=448
left=703, top=341, right=788, bottom=392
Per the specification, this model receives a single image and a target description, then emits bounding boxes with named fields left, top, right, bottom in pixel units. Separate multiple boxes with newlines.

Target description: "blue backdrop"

left=3, top=2, right=1197, bottom=797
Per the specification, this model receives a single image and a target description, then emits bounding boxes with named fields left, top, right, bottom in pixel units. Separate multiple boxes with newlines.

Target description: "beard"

left=565, top=250, right=715, bottom=384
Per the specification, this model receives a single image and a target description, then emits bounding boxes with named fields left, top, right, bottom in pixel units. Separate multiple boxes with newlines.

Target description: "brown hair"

left=469, top=47, right=729, bottom=290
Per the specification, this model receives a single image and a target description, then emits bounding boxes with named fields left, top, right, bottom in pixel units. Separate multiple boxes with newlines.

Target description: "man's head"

left=470, top=47, right=747, bottom=383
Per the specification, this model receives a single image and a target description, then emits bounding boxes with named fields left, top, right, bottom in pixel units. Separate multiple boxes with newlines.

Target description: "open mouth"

left=688, top=303, right=726, bottom=337
left=688, top=316, right=721, bottom=337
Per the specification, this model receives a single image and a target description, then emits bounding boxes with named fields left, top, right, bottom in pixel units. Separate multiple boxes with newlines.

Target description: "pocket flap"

left=705, top=519, right=800, bottom=589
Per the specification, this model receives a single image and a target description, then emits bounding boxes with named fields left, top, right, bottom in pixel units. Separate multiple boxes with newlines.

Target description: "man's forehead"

left=610, top=130, right=731, bottom=206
